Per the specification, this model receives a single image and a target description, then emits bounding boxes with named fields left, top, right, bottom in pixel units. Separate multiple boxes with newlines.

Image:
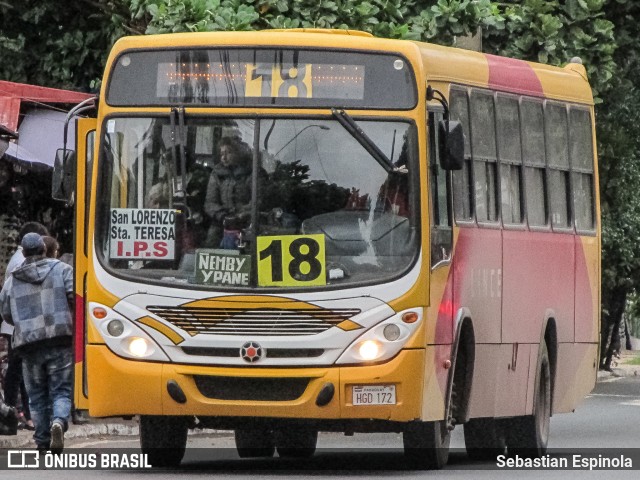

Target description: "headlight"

left=89, top=303, right=169, bottom=361
left=358, top=340, right=381, bottom=360
left=128, top=337, right=149, bottom=357
left=336, top=308, right=423, bottom=365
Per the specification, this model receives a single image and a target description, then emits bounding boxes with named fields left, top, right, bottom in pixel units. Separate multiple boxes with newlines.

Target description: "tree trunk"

left=600, top=285, right=628, bottom=371
left=624, top=315, right=633, bottom=351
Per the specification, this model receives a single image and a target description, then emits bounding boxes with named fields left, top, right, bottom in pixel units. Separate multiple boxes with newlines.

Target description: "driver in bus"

left=203, top=136, right=254, bottom=249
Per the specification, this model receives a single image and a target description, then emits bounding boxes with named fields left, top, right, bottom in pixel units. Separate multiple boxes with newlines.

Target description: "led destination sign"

left=107, top=48, right=416, bottom=109
left=157, top=61, right=365, bottom=101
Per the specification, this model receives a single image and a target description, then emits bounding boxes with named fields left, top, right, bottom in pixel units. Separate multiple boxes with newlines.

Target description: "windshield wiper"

left=331, top=108, right=394, bottom=174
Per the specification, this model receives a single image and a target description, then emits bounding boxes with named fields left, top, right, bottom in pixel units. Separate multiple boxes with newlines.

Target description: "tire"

left=403, top=420, right=450, bottom=470
left=139, top=415, right=189, bottom=467
left=464, top=417, right=506, bottom=460
left=506, top=341, right=551, bottom=457
left=276, top=428, right=318, bottom=458
left=235, top=428, right=276, bottom=458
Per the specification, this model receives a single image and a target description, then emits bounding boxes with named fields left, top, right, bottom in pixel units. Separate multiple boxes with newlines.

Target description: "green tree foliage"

left=592, top=0, right=640, bottom=367
left=0, top=1, right=125, bottom=90
left=597, top=90, right=640, bottom=367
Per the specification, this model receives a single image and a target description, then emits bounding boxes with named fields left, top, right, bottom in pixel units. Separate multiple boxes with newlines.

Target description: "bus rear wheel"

left=139, top=415, right=189, bottom=467
left=403, top=420, right=450, bottom=469
left=234, top=428, right=276, bottom=458
left=506, top=342, right=551, bottom=457
left=275, top=428, right=318, bottom=458
left=464, top=418, right=506, bottom=460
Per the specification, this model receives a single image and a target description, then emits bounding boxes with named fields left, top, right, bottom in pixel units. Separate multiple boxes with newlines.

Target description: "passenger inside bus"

left=203, top=136, right=255, bottom=249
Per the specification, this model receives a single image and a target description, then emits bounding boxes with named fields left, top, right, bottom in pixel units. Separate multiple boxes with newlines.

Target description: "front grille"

left=147, top=306, right=360, bottom=336
left=182, top=346, right=324, bottom=358
left=182, top=347, right=238, bottom=357
left=266, top=348, right=324, bottom=358
left=194, top=375, right=310, bottom=401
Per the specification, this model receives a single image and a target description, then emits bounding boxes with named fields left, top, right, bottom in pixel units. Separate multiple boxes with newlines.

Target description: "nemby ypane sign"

left=195, top=249, right=251, bottom=286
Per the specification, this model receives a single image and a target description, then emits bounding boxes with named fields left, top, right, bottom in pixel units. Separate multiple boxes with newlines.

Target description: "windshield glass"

left=96, top=116, right=418, bottom=290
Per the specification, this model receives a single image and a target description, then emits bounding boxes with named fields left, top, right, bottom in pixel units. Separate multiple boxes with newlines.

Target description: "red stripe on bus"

left=437, top=227, right=594, bottom=345
left=435, top=271, right=454, bottom=345
left=486, top=54, right=544, bottom=97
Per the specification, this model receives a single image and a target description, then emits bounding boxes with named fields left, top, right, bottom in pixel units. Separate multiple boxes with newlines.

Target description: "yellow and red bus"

left=55, top=29, right=599, bottom=469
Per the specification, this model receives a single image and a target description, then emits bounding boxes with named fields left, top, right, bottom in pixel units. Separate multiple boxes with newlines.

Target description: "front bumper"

left=87, top=344, right=426, bottom=423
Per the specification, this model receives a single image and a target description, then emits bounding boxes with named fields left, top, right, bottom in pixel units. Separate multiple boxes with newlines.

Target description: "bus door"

left=428, top=108, right=455, bottom=345
left=423, top=107, right=456, bottom=421
left=73, top=117, right=96, bottom=410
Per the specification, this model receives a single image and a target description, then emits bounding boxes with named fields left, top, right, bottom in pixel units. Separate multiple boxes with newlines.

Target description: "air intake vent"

left=182, top=347, right=324, bottom=358
left=194, top=376, right=310, bottom=401
left=147, top=306, right=360, bottom=336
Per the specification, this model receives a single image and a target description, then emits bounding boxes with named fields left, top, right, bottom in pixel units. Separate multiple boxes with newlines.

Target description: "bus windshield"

left=96, top=116, right=418, bottom=290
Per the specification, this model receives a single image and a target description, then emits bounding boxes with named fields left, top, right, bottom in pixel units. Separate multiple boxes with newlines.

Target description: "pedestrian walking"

left=1, top=221, right=49, bottom=432
left=0, top=233, right=74, bottom=453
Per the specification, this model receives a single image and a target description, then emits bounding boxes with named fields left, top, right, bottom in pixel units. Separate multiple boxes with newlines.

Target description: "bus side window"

left=521, top=99, right=548, bottom=227
left=496, top=94, right=524, bottom=225
left=545, top=101, right=571, bottom=229
left=470, top=89, right=499, bottom=223
left=429, top=109, right=452, bottom=268
left=569, top=107, right=595, bottom=231
left=449, top=88, right=473, bottom=222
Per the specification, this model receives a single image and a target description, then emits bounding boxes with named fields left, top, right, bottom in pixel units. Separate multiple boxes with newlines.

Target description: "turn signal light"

left=401, top=311, right=419, bottom=324
left=93, top=307, right=107, bottom=319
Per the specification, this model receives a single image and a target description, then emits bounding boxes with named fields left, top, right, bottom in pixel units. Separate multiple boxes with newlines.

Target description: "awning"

left=0, top=80, right=92, bottom=132
left=3, top=109, right=77, bottom=171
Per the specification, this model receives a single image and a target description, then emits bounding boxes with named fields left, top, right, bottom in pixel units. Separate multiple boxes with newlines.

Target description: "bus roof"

left=412, top=41, right=593, bottom=105
left=107, top=30, right=594, bottom=106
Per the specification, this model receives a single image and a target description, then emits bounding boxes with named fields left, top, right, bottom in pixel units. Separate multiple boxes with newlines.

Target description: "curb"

left=0, top=422, right=139, bottom=449
left=596, top=350, right=640, bottom=380
left=0, top=422, right=229, bottom=449
left=597, top=366, right=640, bottom=380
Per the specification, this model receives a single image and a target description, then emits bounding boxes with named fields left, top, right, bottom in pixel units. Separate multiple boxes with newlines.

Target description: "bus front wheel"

left=403, top=420, right=450, bottom=469
left=276, top=428, right=318, bottom=458
left=139, top=415, right=189, bottom=467
left=234, top=428, right=276, bottom=458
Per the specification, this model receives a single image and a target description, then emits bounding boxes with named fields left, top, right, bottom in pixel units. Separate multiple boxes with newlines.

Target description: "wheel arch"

left=447, top=309, right=475, bottom=426
left=539, top=314, right=558, bottom=414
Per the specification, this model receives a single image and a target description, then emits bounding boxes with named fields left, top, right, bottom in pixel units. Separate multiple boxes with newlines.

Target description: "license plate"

left=352, top=385, right=396, bottom=405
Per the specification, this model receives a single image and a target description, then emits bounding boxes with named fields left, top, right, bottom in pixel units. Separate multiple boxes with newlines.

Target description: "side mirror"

left=52, top=148, right=76, bottom=203
left=438, top=120, right=464, bottom=170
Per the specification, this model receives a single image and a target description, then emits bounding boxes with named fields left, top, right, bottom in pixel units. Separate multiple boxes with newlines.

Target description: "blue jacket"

left=0, top=256, right=73, bottom=351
